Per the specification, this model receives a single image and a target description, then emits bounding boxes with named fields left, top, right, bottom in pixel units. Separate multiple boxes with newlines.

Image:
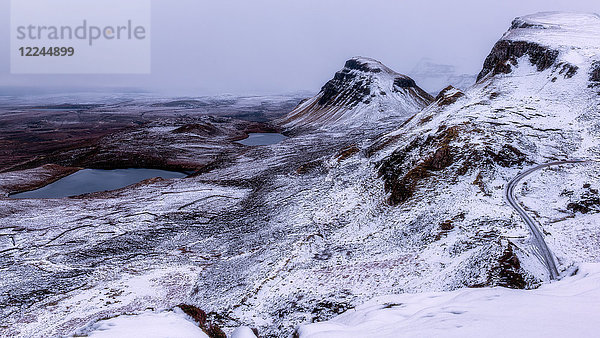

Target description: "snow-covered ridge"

left=279, top=57, right=432, bottom=131
left=507, top=12, right=600, bottom=46
left=478, top=12, right=600, bottom=82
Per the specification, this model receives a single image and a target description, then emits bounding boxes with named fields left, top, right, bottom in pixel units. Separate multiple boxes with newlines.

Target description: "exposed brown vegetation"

left=440, top=220, right=454, bottom=231
left=177, top=304, right=227, bottom=338
left=378, top=126, right=460, bottom=205
left=336, top=145, right=360, bottom=162
left=488, top=244, right=527, bottom=289
left=434, top=86, right=465, bottom=106
left=296, top=160, right=323, bottom=175
left=473, top=171, right=489, bottom=195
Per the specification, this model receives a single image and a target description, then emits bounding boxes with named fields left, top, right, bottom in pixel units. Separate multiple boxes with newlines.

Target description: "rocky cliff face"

left=477, top=40, right=561, bottom=81
left=477, top=12, right=600, bottom=83
left=279, top=57, right=433, bottom=132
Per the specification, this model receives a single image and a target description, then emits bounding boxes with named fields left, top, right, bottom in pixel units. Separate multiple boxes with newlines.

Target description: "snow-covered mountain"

left=279, top=57, right=433, bottom=131
left=184, top=13, right=600, bottom=334
left=370, top=11, right=600, bottom=282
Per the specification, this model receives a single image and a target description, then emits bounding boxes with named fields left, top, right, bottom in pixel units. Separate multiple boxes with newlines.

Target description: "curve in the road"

left=505, top=160, right=589, bottom=280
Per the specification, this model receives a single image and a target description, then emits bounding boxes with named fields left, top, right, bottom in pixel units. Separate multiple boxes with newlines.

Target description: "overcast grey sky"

left=0, top=0, right=598, bottom=96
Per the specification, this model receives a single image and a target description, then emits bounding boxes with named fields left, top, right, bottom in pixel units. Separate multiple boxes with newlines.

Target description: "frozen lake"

left=10, top=168, right=188, bottom=199
left=236, top=133, right=288, bottom=146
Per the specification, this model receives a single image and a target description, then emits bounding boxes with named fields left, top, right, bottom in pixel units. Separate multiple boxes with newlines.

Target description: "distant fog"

left=0, top=0, right=598, bottom=96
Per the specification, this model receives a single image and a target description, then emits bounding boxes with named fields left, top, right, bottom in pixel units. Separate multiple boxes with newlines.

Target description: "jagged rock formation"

left=477, top=40, right=561, bottom=81
left=279, top=57, right=433, bottom=131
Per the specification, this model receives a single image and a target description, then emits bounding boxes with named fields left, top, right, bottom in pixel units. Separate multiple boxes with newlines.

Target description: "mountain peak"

left=477, top=12, right=600, bottom=83
left=343, top=57, right=401, bottom=75
left=279, top=57, right=432, bottom=131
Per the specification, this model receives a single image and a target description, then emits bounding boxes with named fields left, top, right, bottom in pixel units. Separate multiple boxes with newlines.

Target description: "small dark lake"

left=10, top=168, right=187, bottom=199
left=237, top=133, right=288, bottom=146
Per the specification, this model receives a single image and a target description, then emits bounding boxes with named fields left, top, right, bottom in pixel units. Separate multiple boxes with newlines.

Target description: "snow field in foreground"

left=85, top=308, right=258, bottom=338
left=297, top=263, right=600, bottom=338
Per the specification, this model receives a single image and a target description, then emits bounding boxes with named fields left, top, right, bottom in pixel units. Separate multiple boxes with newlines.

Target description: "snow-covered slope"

left=279, top=57, right=433, bottom=131
left=370, top=12, right=600, bottom=283
left=83, top=310, right=209, bottom=338
left=216, top=14, right=600, bottom=333
left=298, top=263, right=600, bottom=338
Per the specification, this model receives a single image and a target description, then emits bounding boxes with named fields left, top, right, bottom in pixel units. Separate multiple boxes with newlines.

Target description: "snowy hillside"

left=183, top=12, right=600, bottom=332
left=279, top=57, right=433, bottom=131
left=1, top=12, right=600, bottom=338
left=298, top=263, right=600, bottom=338
left=370, top=11, right=600, bottom=282
left=291, top=14, right=600, bottom=336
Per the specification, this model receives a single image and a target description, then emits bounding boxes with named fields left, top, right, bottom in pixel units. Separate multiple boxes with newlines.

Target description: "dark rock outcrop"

left=488, top=244, right=530, bottom=289
left=172, top=123, right=222, bottom=136
left=434, top=86, right=465, bottom=106
left=567, top=185, right=600, bottom=214
left=317, top=58, right=426, bottom=107
left=318, top=73, right=371, bottom=107
left=494, top=144, right=527, bottom=167
left=477, top=40, right=559, bottom=81
left=317, top=58, right=398, bottom=107
left=177, top=304, right=227, bottom=338
left=590, top=61, right=600, bottom=87
left=344, top=58, right=382, bottom=73
left=393, top=77, right=417, bottom=88
left=510, top=18, right=549, bottom=30
left=555, top=62, right=579, bottom=79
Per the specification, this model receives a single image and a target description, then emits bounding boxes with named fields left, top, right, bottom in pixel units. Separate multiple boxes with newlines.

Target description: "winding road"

left=505, top=160, right=590, bottom=280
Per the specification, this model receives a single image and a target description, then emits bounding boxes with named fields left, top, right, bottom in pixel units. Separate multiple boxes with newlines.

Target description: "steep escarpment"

left=477, top=12, right=600, bottom=83
left=370, top=12, right=600, bottom=288
left=279, top=57, right=433, bottom=131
